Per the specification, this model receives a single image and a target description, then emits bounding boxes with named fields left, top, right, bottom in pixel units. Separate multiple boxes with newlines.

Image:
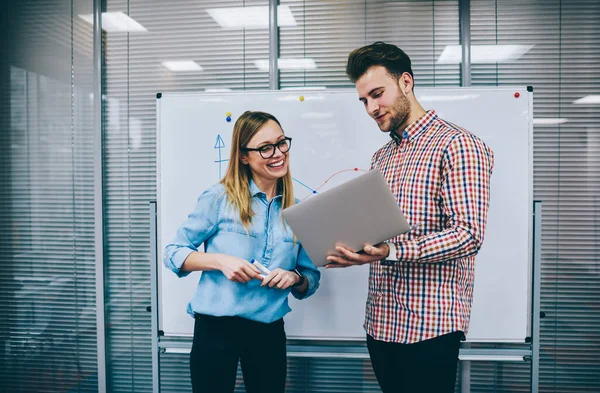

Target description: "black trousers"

left=190, top=314, right=287, bottom=393
left=367, top=331, right=463, bottom=393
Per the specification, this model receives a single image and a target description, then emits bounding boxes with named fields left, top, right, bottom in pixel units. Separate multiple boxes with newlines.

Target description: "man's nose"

left=367, top=100, right=379, bottom=116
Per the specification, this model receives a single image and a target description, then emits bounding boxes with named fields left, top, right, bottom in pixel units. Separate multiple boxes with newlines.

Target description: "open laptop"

left=282, top=169, right=410, bottom=267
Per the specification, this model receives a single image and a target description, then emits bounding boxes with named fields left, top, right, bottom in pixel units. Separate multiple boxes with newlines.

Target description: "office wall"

left=0, top=0, right=98, bottom=392
left=1, top=0, right=598, bottom=392
left=470, top=1, right=600, bottom=391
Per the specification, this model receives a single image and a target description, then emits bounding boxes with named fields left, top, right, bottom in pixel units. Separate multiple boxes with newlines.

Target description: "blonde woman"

left=164, top=111, right=320, bottom=393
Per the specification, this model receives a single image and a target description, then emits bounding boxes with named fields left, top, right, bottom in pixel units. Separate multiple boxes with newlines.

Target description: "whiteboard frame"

left=155, top=87, right=534, bottom=343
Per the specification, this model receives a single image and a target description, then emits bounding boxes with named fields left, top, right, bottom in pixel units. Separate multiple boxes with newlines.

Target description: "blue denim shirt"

left=163, top=181, right=321, bottom=324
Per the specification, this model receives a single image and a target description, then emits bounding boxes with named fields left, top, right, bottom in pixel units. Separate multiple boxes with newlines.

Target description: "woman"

left=163, top=110, right=320, bottom=393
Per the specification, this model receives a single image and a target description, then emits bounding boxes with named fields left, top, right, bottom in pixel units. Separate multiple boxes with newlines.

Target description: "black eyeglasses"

left=242, top=137, right=292, bottom=159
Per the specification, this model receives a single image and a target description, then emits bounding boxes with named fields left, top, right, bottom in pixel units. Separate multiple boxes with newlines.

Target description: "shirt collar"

left=390, top=109, right=437, bottom=145
left=249, top=178, right=282, bottom=200
left=249, top=179, right=265, bottom=197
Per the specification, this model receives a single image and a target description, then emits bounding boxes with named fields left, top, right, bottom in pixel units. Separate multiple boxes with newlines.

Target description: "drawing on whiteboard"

left=292, top=177, right=317, bottom=195
left=212, top=134, right=366, bottom=199
left=214, top=134, right=228, bottom=178
left=296, top=168, right=368, bottom=201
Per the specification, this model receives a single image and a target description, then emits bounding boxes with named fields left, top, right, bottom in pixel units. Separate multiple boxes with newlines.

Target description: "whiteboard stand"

left=149, top=201, right=542, bottom=392
left=531, top=200, right=542, bottom=393
left=460, top=342, right=471, bottom=392
left=460, top=200, right=542, bottom=393
left=150, top=201, right=160, bottom=392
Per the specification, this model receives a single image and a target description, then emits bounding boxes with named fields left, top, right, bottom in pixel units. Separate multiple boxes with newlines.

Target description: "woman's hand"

left=261, top=268, right=299, bottom=290
left=217, top=255, right=263, bottom=283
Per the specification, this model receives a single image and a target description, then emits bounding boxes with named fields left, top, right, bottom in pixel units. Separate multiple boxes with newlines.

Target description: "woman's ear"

left=240, top=154, right=249, bottom=165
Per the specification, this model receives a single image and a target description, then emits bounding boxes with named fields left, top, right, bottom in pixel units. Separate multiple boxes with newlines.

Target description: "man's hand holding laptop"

left=325, top=242, right=390, bottom=268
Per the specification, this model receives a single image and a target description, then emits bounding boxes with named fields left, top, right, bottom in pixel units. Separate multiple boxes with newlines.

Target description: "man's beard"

left=382, top=94, right=411, bottom=134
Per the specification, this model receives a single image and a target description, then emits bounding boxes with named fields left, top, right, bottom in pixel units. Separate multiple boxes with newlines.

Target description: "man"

left=326, top=41, right=494, bottom=392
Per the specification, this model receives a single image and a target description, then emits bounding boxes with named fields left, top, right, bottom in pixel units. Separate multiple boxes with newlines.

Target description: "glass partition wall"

left=1, top=0, right=598, bottom=392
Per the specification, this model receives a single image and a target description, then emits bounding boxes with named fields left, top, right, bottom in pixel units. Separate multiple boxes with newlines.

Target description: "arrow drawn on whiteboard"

left=214, top=134, right=228, bottom=179
left=313, top=168, right=368, bottom=192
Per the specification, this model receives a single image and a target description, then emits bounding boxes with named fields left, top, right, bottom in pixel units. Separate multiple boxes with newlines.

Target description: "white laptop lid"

left=282, top=169, right=410, bottom=267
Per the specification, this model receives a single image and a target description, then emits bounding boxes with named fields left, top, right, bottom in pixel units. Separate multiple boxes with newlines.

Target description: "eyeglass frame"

left=242, top=137, right=292, bottom=159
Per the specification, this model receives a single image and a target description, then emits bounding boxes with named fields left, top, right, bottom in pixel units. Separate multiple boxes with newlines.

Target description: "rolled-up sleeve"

left=163, top=188, right=221, bottom=277
left=291, top=243, right=321, bottom=300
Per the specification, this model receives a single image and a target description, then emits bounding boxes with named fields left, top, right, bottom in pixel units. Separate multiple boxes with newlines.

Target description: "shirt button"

left=402, top=131, right=409, bottom=139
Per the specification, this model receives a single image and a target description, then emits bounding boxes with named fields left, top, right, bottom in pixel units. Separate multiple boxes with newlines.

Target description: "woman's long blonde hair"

left=220, top=111, right=295, bottom=228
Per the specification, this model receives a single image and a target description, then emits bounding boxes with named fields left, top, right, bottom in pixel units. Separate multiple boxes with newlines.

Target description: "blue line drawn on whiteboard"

left=292, top=177, right=318, bottom=195
left=214, top=134, right=228, bottom=178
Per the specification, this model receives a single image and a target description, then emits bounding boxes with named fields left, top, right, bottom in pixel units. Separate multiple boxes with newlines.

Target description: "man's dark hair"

left=346, top=41, right=414, bottom=84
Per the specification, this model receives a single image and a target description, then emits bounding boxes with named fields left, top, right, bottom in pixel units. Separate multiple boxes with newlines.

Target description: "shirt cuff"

left=385, top=241, right=399, bottom=262
left=291, top=270, right=319, bottom=300
left=385, top=240, right=419, bottom=262
left=167, top=248, right=194, bottom=278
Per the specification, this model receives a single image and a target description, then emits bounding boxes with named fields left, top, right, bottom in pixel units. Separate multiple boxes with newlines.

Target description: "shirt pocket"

left=273, top=234, right=297, bottom=270
left=223, top=225, right=259, bottom=238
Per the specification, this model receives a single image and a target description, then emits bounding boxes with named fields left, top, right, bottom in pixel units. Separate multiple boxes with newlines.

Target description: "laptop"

left=282, top=169, right=410, bottom=267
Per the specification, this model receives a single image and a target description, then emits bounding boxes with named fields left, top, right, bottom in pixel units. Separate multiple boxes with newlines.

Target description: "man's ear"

left=398, top=72, right=413, bottom=95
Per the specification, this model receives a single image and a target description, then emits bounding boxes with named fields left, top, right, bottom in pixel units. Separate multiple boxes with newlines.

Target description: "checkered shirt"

left=365, top=110, right=494, bottom=344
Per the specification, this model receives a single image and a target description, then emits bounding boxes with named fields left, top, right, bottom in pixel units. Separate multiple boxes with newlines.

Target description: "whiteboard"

left=157, top=87, right=532, bottom=342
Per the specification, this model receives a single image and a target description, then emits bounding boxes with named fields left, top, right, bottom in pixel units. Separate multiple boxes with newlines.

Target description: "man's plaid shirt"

left=366, top=110, right=494, bottom=344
